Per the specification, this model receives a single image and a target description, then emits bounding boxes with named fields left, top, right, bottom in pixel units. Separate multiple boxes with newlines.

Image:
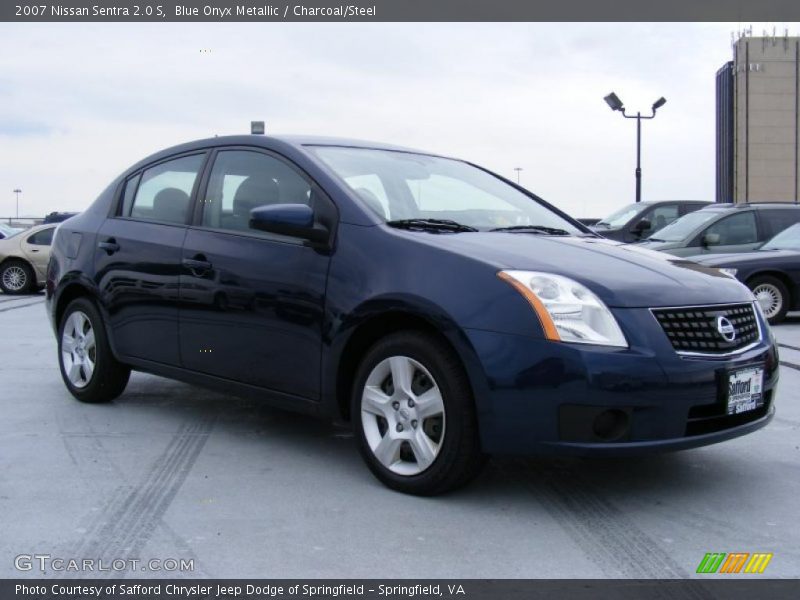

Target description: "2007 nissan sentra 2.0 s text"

left=45, top=135, right=778, bottom=495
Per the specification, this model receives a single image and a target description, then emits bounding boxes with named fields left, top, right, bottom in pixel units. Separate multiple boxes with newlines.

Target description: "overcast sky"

left=0, top=22, right=797, bottom=219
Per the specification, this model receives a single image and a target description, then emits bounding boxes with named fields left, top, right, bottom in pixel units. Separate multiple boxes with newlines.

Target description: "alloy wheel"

left=2, top=266, right=27, bottom=292
left=753, top=283, right=782, bottom=319
left=61, top=311, right=97, bottom=388
left=360, top=355, right=446, bottom=476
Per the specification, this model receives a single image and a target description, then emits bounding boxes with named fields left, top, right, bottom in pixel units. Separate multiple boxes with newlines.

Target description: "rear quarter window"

left=759, top=208, right=800, bottom=238
left=26, top=228, right=54, bottom=246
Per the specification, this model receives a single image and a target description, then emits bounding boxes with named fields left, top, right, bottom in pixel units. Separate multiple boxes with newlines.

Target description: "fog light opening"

left=592, top=409, right=630, bottom=442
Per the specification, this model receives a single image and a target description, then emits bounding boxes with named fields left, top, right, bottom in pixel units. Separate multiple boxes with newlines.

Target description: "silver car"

left=0, top=224, right=56, bottom=294
left=637, top=203, right=800, bottom=257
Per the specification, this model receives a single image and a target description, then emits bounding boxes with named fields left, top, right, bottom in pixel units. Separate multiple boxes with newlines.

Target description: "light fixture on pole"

left=603, top=92, right=667, bottom=203
left=12, top=188, right=21, bottom=220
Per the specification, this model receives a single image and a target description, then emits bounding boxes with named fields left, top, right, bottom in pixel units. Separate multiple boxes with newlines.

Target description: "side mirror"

left=633, top=219, right=651, bottom=235
left=703, top=232, right=721, bottom=247
left=249, top=204, right=328, bottom=244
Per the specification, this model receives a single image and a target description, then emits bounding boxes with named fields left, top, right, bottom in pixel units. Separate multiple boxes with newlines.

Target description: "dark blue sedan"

left=46, top=135, right=778, bottom=495
left=692, top=223, right=800, bottom=324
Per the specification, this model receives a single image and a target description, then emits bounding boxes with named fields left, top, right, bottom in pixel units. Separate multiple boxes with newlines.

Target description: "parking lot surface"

left=1, top=292, right=799, bottom=579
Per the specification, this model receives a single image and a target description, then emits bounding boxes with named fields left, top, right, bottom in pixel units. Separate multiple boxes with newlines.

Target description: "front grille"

left=652, top=303, right=760, bottom=355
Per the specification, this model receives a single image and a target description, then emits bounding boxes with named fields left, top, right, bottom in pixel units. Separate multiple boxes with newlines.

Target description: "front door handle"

left=98, top=239, right=120, bottom=254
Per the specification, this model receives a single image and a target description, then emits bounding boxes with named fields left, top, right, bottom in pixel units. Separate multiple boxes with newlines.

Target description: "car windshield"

left=761, top=222, right=800, bottom=251
left=596, top=203, right=642, bottom=228
left=310, top=146, right=583, bottom=234
left=647, top=210, right=724, bottom=242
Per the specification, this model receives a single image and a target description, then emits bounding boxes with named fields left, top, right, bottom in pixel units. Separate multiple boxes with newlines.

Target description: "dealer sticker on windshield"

left=727, top=367, right=764, bottom=415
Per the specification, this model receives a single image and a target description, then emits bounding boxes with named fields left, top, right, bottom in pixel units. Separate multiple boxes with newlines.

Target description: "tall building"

left=715, top=35, right=800, bottom=204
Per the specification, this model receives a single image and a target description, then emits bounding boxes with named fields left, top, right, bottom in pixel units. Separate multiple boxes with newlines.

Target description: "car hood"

left=590, top=226, right=627, bottom=241
left=634, top=238, right=681, bottom=250
left=690, top=249, right=800, bottom=266
left=589, top=225, right=620, bottom=233
left=414, top=232, right=753, bottom=308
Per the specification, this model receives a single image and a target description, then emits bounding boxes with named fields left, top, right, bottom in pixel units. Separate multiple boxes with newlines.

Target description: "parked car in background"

left=0, top=223, right=24, bottom=240
left=692, top=222, right=800, bottom=324
left=44, top=211, right=79, bottom=224
left=0, top=223, right=56, bottom=294
left=576, top=217, right=601, bottom=226
left=638, top=203, right=800, bottom=257
left=592, top=200, right=709, bottom=243
left=47, top=135, right=777, bottom=495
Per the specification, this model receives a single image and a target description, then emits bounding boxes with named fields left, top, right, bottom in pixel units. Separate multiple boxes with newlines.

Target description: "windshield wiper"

left=386, top=218, right=478, bottom=233
left=489, top=225, right=571, bottom=236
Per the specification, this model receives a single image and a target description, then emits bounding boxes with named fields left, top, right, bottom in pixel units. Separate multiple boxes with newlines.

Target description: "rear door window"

left=124, top=154, right=205, bottom=225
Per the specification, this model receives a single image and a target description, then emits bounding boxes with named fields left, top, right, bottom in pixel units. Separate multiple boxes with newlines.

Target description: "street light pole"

left=603, top=93, right=666, bottom=203
left=12, top=188, right=21, bottom=220
left=635, top=113, right=642, bottom=204
left=514, top=167, right=523, bottom=184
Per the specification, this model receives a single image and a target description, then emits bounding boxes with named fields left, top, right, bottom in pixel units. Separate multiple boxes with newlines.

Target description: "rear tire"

left=58, top=297, right=130, bottom=403
left=748, top=275, right=789, bottom=324
left=351, top=331, right=486, bottom=495
left=0, top=259, right=35, bottom=294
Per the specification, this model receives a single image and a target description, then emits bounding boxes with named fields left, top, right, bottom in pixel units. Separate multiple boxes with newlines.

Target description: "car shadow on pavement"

left=105, top=372, right=753, bottom=505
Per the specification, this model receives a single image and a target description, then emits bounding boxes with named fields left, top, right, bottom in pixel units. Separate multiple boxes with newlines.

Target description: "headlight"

left=498, top=270, right=628, bottom=348
left=719, top=267, right=738, bottom=277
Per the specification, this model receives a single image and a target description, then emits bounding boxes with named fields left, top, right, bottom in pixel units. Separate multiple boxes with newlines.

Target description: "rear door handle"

left=182, top=257, right=212, bottom=271
left=98, top=239, right=120, bottom=254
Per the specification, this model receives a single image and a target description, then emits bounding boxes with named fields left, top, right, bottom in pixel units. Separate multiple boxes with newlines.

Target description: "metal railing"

left=1, top=217, right=46, bottom=228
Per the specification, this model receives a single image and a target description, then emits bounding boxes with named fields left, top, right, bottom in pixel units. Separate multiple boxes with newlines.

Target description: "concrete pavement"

left=1, top=292, right=798, bottom=579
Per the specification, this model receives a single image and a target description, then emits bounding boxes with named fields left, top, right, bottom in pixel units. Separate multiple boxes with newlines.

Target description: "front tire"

left=0, top=259, right=35, bottom=294
left=749, top=275, right=789, bottom=324
left=351, top=331, right=486, bottom=495
left=58, top=298, right=130, bottom=403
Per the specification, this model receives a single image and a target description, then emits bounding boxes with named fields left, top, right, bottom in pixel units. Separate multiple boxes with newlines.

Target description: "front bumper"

left=465, top=306, right=778, bottom=455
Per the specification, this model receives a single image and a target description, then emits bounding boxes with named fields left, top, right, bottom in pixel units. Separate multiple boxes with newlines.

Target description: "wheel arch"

left=54, top=281, right=97, bottom=330
left=0, top=256, right=36, bottom=285
left=54, top=279, right=127, bottom=363
left=329, top=301, right=488, bottom=424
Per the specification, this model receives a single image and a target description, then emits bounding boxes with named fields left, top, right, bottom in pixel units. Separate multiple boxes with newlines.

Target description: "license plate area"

left=726, top=366, right=764, bottom=415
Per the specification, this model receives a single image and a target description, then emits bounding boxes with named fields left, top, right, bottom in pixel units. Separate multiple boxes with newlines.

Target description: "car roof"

left=120, top=135, right=456, bottom=182
left=0, top=222, right=52, bottom=243
left=637, top=200, right=709, bottom=206
left=698, top=202, right=800, bottom=212
left=22, top=223, right=56, bottom=233
left=131, top=134, right=438, bottom=172
left=273, top=134, right=429, bottom=153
